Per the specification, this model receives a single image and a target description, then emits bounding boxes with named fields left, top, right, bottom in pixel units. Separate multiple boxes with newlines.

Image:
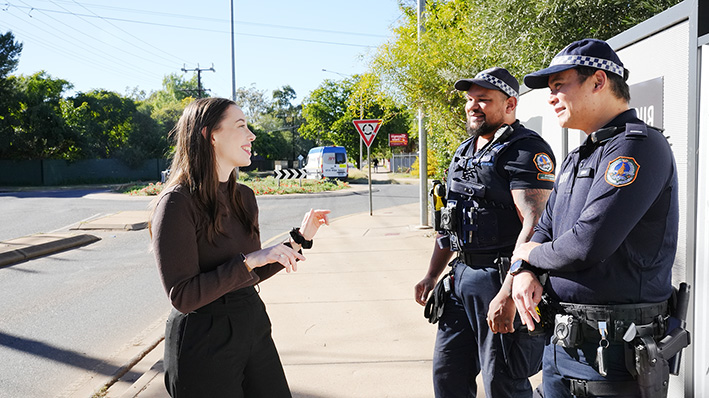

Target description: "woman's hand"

left=245, top=244, right=306, bottom=273
left=299, top=209, right=331, bottom=240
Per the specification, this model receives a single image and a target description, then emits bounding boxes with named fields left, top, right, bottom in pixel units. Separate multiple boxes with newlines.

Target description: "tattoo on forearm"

left=513, top=188, right=551, bottom=244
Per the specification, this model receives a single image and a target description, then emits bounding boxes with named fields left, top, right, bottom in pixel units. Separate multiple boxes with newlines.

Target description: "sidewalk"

left=2, top=173, right=542, bottom=397
left=106, top=200, right=440, bottom=398
left=103, top=197, right=542, bottom=397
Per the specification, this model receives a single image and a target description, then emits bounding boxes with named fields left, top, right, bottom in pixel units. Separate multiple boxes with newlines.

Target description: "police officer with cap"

left=415, top=66, right=555, bottom=397
left=511, top=39, right=680, bottom=397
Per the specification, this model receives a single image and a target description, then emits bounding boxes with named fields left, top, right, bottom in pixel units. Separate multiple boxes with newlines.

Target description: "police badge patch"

left=534, top=153, right=554, bottom=173
left=605, top=156, right=639, bottom=187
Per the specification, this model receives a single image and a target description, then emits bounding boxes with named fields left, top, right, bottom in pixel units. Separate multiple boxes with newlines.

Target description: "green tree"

left=372, top=0, right=681, bottom=176
left=64, top=90, right=168, bottom=165
left=300, top=74, right=411, bottom=167
left=234, top=84, right=270, bottom=123
left=140, top=74, right=199, bottom=158
left=6, top=72, right=74, bottom=159
left=0, top=31, right=23, bottom=158
left=65, top=90, right=138, bottom=159
left=0, top=31, right=22, bottom=78
left=268, top=85, right=308, bottom=161
left=145, top=73, right=199, bottom=109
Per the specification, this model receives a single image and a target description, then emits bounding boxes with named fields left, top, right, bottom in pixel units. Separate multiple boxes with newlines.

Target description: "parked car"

left=303, top=146, right=348, bottom=180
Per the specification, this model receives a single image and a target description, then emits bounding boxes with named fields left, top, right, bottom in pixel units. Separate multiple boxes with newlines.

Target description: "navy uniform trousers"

left=433, top=259, right=544, bottom=398
left=163, top=286, right=291, bottom=398
left=543, top=342, right=638, bottom=398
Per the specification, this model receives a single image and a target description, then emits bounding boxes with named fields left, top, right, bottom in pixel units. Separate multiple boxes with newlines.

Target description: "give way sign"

left=353, top=119, right=383, bottom=147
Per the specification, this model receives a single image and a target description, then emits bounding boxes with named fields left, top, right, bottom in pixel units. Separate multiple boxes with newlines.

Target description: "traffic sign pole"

left=368, top=145, right=372, bottom=216
left=353, top=119, right=383, bottom=217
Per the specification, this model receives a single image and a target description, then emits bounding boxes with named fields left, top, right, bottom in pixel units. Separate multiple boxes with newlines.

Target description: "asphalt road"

left=0, top=182, right=419, bottom=398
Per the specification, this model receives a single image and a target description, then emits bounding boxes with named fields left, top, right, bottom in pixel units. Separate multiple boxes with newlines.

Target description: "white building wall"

left=693, top=43, right=709, bottom=397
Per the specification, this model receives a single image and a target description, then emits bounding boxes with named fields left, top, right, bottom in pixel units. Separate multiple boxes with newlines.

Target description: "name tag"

left=578, top=168, right=594, bottom=178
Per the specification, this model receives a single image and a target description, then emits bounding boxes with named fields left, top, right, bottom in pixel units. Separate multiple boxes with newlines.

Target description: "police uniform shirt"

left=446, top=120, right=556, bottom=253
left=529, top=109, right=679, bottom=304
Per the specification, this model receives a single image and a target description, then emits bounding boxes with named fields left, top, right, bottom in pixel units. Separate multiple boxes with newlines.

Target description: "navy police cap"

left=524, top=38, right=627, bottom=89
left=454, top=67, right=519, bottom=98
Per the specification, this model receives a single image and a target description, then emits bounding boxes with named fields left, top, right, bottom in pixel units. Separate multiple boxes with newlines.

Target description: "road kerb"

left=0, top=233, right=100, bottom=268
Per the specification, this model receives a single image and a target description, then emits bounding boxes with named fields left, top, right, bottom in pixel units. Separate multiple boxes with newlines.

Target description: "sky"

left=1, top=0, right=405, bottom=103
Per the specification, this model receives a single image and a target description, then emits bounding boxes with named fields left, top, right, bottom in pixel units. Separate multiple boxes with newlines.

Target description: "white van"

left=303, top=146, right=348, bottom=180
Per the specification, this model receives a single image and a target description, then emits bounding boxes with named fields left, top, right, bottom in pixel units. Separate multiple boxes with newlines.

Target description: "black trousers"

left=163, top=286, right=291, bottom=398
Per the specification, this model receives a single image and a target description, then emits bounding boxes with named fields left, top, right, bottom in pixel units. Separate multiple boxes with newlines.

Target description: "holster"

left=424, top=270, right=453, bottom=324
left=622, top=283, right=691, bottom=398
left=624, top=323, right=670, bottom=398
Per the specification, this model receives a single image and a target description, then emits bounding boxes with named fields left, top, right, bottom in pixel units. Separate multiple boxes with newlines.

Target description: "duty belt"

left=457, top=252, right=507, bottom=267
left=560, top=301, right=668, bottom=342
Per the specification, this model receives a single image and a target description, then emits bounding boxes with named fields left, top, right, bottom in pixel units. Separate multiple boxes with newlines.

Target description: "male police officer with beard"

left=511, top=39, right=682, bottom=398
left=415, top=67, right=555, bottom=398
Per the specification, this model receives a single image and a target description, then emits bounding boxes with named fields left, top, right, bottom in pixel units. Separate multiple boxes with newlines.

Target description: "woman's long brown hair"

left=153, top=97, right=259, bottom=242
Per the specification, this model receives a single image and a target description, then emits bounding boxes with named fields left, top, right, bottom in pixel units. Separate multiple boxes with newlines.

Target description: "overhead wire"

left=2, top=6, right=165, bottom=86
left=28, top=0, right=389, bottom=39
left=2, top=1, right=400, bottom=95
left=14, top=0, right=176, bottom=70
left=68, top=0, right=189, bottom=66
left=6, top=3, right=385, bottom=48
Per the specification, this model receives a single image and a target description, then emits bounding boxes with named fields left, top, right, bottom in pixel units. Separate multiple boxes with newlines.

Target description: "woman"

left=151, top=97, right=329, bottom=397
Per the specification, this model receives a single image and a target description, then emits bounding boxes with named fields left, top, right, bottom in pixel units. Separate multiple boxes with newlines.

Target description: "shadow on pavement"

left=0, top=330, right=141, bottom=380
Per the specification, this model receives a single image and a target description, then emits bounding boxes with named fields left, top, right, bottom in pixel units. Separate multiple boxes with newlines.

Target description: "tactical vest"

left=444, top=125, right=541, bottom=253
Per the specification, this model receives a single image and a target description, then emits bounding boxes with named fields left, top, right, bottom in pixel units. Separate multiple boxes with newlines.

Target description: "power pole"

left=230, top=0, right=236, bottom=101
left=181, top=64, right=215, bottom=98
left=417, top=0, right=429, bottom=228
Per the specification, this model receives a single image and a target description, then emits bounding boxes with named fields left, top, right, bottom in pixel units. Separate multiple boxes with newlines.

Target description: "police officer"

left=511, top=39, right=679, bottom=397
left=415, top=67, right=555, bottom=398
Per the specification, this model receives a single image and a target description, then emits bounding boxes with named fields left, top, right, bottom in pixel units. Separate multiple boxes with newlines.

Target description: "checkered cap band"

left=477, top=72, right=518, bottom=98
left=551, top=55, right=624, bottom=77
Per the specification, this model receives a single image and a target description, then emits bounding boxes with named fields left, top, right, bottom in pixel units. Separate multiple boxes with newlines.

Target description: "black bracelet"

left=289, top=227, right=313, bottom=249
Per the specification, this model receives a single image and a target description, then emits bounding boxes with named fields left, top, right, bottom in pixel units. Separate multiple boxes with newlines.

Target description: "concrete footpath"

left=1, top=173, right=542, bottom=397
left=101, top=203, right=542, bottom=397
left=104, top=200, right=442, bottom=398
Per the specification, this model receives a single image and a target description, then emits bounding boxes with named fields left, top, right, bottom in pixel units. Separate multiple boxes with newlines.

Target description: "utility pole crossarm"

left=181, top=64, right=216, bottom=98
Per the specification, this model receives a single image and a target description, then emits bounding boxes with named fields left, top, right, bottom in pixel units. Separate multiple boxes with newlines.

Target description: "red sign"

left=389, top=133, right=408, bottom=146
left=352, top=119, right=383, bottom=147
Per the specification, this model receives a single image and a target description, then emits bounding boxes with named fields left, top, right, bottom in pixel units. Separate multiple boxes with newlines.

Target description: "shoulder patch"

left=537, top=173, right=555, bottom=182
left=605, top=156, right=640, bottom=187
left=534, top=153, right=554, bottom=173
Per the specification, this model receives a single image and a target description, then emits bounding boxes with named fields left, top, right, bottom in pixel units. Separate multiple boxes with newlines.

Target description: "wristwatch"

left=289, top=227, right=313, bottom=249
left=509, top=259, right=541, bottom=276
left=239, top=253, right=252, bottom=271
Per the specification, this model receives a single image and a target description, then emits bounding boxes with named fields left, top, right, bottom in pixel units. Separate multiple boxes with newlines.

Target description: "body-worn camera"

left=553, top=314, right=582, bottom=348
left=440, top=201, right=457, bottom=232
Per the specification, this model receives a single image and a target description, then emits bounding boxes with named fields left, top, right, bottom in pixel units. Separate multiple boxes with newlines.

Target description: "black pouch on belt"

left=424, top=272, right=453, bottom=324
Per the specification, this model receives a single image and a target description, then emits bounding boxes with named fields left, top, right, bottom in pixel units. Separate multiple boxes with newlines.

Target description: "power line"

left=25, top=0, right=389, bottom=39
left=6, top=4, right=384, bottom=48
left=13, top=0, right=176, bottom=70
left=3, top=7, right=165, bottom=84
left=67, top=0, right=189, bottom=66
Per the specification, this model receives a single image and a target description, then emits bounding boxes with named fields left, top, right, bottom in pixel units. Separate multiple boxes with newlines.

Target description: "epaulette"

left=624, top=123, right=647, bottom=140
left=590, top=122, right=650, bottom=144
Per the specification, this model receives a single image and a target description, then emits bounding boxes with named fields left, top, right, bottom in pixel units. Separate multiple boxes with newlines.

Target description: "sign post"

left=353, top=119, right=383, bottom=216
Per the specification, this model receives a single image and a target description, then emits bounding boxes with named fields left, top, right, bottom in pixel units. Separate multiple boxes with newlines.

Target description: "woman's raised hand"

left=299, top=209, right=331, bottom=240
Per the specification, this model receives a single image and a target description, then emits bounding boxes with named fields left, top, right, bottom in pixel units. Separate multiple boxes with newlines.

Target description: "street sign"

left=353, top=119, right=383, bottom=147
left=389, top=133, right=409, bottom=146
left=274, top=168, right=307, bottom=180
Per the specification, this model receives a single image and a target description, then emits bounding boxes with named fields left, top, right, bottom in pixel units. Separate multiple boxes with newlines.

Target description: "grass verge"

left=121, top=174, right=350, bottom=196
